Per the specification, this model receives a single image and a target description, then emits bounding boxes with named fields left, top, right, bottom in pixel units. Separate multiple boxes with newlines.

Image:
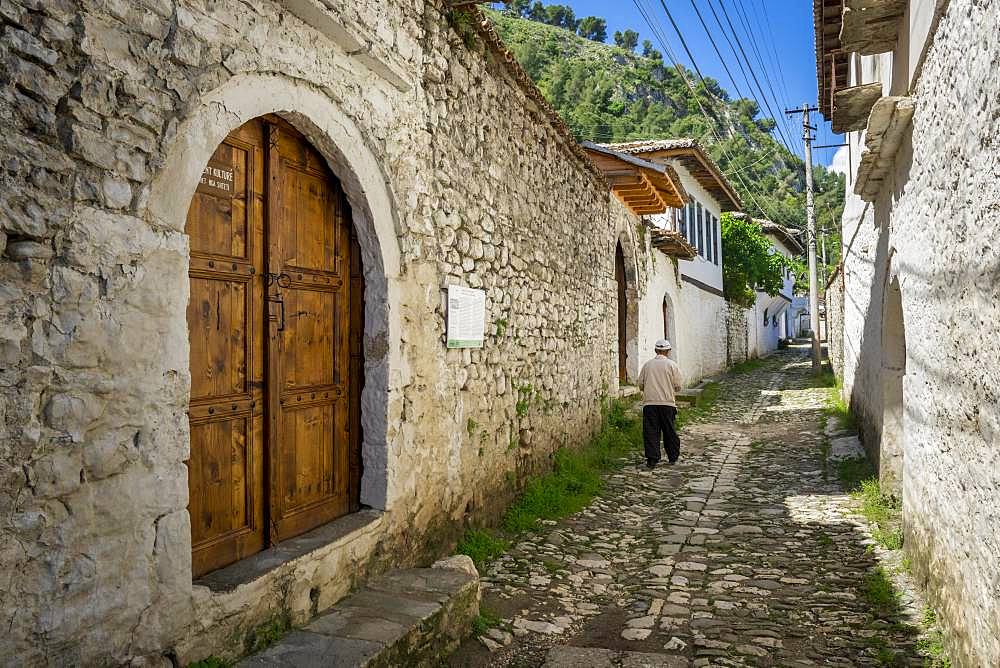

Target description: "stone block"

left=828, top=436, right=866, bottom=463
left=239, top=566, right=478, bottom=667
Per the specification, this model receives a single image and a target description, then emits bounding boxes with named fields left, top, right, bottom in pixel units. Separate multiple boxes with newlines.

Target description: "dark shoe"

left=646, top=460, right=659, bottom=469
left=667, top=459, right=677, bottom=466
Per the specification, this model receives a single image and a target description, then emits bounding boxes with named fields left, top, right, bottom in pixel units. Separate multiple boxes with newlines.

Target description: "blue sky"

left=502, top=1, right=842, bottom=166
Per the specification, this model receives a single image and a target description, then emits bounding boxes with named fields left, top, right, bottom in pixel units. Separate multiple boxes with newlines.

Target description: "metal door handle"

left=266, top=272, right=291, bottom=289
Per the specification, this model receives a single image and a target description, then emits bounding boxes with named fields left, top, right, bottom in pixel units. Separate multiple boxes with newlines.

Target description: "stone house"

left=0, top=1, right=659, bottom=664
left=814, top=0, right=1000, bottom=663
left=596, top=140, right=743, bottom=387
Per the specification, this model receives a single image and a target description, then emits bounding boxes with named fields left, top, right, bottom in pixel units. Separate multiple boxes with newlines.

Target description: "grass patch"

left=458, top=399, right=640, bottom=570
left=824, top=375, right=857, bottom=431
left=187, top=659, right=231, bottom=668
left=729, top=358, right=765, bottom=374
left=810, top=371, right=837, bottom=388
left=852, top=477, right=904, bottom=550
left=916, top=607, right=952, bottom=667
left=456, top=529, right=509, bottom=572
left=471, top=607, right=503, bottom=636
left=243, top=612, right=292, bottom=656
left=862, top=566, right=902, bottom=619
left=502, top=400, right=639, bottom=532
left=838, top=457, right=875, bottom=491
left=675, top=382, right=722, bottom=429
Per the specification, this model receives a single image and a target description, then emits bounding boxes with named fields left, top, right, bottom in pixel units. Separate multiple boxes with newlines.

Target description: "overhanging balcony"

left=840, top=0, right=906, bottom=55
left=854, top=96, right=915, bottom=201
left=832, top=82, right=884, bottom=133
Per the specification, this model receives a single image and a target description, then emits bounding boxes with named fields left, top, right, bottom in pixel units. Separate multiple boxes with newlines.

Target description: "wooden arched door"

left=185, top=117, right=363, bottom=577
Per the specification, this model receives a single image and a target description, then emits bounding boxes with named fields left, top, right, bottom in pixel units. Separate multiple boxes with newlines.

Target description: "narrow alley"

left=450, top=348, right=925, bottom=667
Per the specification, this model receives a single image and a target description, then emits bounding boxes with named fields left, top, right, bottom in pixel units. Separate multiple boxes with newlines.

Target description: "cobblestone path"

left=449, top=348, right=925, bottom=667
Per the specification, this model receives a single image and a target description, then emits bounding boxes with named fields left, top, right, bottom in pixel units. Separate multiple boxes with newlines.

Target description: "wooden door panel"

left=280, top=288, right=338, bottom=390
left=268, top=122, right=352, bottom=541
left=188, top=278, right=248, bottom=400
left=186, top=124, right=265, bottom=578
left=189, top=415, right=252, bottom=543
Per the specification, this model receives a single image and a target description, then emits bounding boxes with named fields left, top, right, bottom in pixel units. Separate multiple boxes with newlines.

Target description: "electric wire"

left=728, top=0, right=798, bottom=155
left=687, top=0, right=745, bottom=102
left=709, top=0, right=796, bottom=156
left=630, top=0, right=783, bottom=222
left=751, top=0, right=802, bottom=154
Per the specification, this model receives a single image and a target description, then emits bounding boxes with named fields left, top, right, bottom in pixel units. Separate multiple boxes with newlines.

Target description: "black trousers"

left=643, top=405, right=680, bottom=463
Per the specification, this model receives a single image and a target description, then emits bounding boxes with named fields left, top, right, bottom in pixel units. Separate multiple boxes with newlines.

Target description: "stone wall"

left=0, top=1, right=643, bottom=663
left=836, top=0, right=1000, bottom=663
left=824, top=271, right=845, bottom=384
left=725, top=304, right=749, bottom=368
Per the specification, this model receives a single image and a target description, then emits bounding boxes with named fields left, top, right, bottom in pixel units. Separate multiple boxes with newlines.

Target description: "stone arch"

left=615, top=231, right=640, bottom=382
left=147, top=73, right=401, bottom=513
left=880, top=266, right=907, bottom=499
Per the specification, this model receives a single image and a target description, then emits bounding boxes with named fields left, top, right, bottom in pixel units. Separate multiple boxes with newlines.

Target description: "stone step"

left=676, top=387, right=703, bottom=406
left=543, top=646, right=687, bottom=667
left=239, top=558, right=479, bottom=668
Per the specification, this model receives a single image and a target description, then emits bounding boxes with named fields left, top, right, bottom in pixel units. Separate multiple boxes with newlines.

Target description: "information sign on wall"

left=446, top=285, right=486, bottom=349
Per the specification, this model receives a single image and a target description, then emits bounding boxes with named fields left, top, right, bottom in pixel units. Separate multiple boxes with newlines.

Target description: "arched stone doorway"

left=184, top=116, right=366, bottom=576
left=880, top=274, right=906, bottom=498
left=147, top=74, right=401, bottom=580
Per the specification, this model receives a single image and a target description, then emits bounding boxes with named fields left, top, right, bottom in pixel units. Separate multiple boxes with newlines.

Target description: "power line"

left=711, top=0, right=796, bottom=155
left=752, top=0, right=802, bottom=154
left=687, top=0, right=745, bottom=102
left=630, top=0, right=783, bottom=222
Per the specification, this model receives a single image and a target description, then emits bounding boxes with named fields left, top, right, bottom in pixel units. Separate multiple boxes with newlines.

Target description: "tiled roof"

left=600, top=139, right=742, bottom=212
left=603, top=139, right=699, bottom=153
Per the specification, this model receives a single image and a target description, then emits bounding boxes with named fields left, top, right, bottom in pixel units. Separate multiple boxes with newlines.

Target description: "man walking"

left=637, top=339, right=684, bottom=468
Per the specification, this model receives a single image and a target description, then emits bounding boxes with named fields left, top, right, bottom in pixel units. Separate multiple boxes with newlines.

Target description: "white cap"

left=655, top=339, right=672, bottom=351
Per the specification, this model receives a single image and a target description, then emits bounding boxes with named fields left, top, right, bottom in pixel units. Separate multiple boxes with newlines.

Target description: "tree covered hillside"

left=486, top=8, right=844, bottom=253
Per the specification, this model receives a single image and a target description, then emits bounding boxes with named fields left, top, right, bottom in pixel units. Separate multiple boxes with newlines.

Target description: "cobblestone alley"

left=449, top=348, right=927, bottom=667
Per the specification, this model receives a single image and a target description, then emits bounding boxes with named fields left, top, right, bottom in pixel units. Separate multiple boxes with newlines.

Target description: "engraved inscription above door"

left=186, top=117, right=361, bottom=578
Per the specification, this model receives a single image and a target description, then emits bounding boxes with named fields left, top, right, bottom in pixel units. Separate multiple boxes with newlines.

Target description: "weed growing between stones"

left=823, top=374, right=856, bottom=430
left=863, top=566, right=903, bottom=619
left=186, top=658, right=231, bottom=668
left=244, top=611, right=293, bottom=656
left=456, top=399, right=640, bottom=570
left=916, top=607, right=952, bottom=667
left=852, top=478, right=904, bottom=550
left=471, top=606, right=503, bottom=636
left=457, top=529, right=510, bottom=572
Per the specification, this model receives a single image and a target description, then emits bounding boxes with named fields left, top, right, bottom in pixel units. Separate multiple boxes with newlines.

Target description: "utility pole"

left=785, top=103, right=822, bottom=373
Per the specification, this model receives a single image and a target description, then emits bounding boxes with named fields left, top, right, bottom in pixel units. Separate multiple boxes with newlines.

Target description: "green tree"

left=613, top=29, right=639, bottom=52
left=720, top=213, right=795, bottom=308
left=641, top=39, right=661, bottom=60
left=485, top=9, right=846, bottom=231
left=504, top=0, right=530, bottom=17
left=544, top=5, right=577, bottom=30
left=577, top=16, right=607, bottom=42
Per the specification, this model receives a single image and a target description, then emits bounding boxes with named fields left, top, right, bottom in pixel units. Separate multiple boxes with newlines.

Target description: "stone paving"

left=448, top=348, right=927, bottom=667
